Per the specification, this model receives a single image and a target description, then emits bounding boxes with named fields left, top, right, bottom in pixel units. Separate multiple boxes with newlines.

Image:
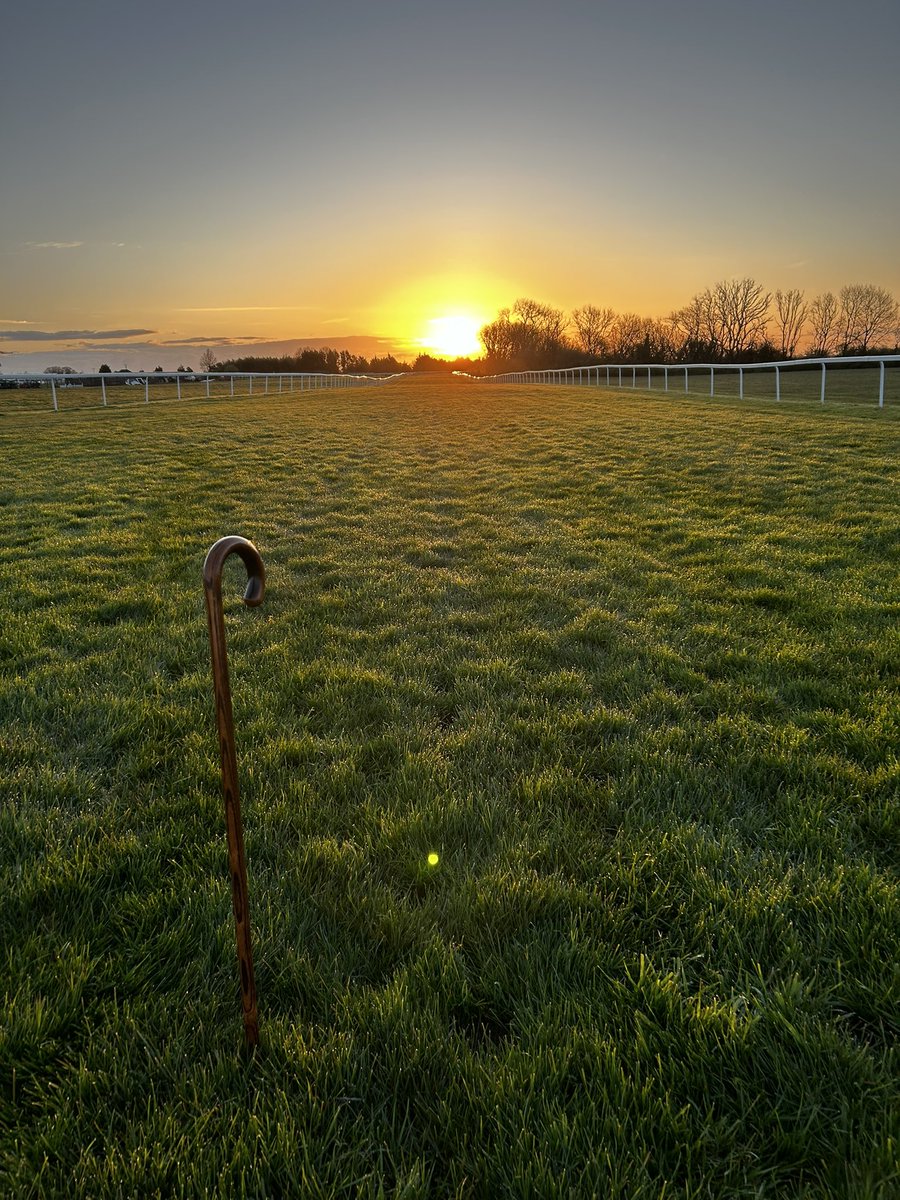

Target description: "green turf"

left=1, top=381, right=897, bottom=1197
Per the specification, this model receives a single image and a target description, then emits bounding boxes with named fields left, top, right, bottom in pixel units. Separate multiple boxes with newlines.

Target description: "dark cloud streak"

left=0, top=328, right=155, bottom=341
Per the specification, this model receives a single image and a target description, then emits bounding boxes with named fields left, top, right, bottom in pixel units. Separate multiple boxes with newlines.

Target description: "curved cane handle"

left=203, top=536, right=265, bottom=1047
left=203, top=535, right=265, bottom=607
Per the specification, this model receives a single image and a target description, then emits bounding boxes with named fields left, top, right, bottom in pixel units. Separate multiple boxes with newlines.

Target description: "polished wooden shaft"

left=203, top=536, right=265, bottom=1046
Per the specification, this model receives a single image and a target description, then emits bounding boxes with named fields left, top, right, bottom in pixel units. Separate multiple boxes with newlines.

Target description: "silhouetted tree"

left=479, top=298, right=571, bottom=370
left=774, top=289, right=808, bottom=358
left=98, top=363, right=111, bottom=373
left=199, top=348, right=217, bottom=372
left=710, top=278, right=771, bottom=359
left=608, top=314, right=675, bottom=362
left=671, top=279, right=770, bottom=360
left=571, top=305, right=616, bottom=356
left=368, top=355, right=408, bottom=372
left=669, top=293, right=718, bottom=361
left=413, top=354, right=452, bottom=372
left=808, top=293, right=839, bottom=356
left=295, top=349, right=330, bottom=373
left=338, top=349, right=370, bottom=374
left=837, top=284, right=898, bottom=354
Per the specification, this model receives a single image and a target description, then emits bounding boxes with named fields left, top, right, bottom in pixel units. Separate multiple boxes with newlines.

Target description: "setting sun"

left=423, top=315, right=483, bottom=358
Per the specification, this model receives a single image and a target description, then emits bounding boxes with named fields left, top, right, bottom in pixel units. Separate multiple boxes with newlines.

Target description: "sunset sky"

left=2, top=0, right=899, bottom=371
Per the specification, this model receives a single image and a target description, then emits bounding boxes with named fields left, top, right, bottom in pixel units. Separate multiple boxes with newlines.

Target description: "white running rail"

left=2, top=370, right=406, bottom=412
left=469, top=354, right=900, bottom=408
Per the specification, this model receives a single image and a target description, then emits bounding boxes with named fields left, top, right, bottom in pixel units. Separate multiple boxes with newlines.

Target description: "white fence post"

left=101, top=376, right=107, bottom=406
left=145, top=377, right=149, bottom=404
left=775, top=365, right=780, bottom=402
left=820, top=362, right=826, bottom=404
left=710, top=367, right=714, bottom=397
left=51, top=378, right=58, bottom=411
left=879, top=360, right=885, bottom=408
left=177, top=374, right=182, bottom=401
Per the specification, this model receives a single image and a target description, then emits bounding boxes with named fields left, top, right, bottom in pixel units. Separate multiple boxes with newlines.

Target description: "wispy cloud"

left=175, top=306, right=315, bottom=313
left=26, top=241, right=84, bottom=250
left=0, top=328, right=154, bottom=342
left=160, top=335, right=263, bottom=346
left=0, top=319, right=33, bottom=324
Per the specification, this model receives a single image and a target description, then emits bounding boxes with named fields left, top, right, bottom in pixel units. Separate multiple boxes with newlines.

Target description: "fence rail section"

left=471, top=355, right=900, bottom=408
left=0, top=370, right=405, bottom=413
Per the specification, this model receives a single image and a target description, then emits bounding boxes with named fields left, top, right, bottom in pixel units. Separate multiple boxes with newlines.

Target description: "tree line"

left=212, top=346, right=412, bottom=375
left=209, top=347, right=494, bottom=376
left=476, top=281, right=900, bottom=373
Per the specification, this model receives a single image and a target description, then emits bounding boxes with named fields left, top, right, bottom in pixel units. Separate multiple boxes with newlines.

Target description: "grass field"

left=1, top=380, right=897, bottom=1197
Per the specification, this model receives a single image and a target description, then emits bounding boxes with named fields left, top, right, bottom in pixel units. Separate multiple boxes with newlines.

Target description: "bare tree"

left=608, top=314, right=644, bottom=360
left=837, top=284, right=899, bottom=353
left=606, top=314, right=673, bottom=362
left=669, top=293, right=717, bottom=360
left=479, top=298, right=570, bottom=368
left=511, top=297, right=569, bottom=350
left=199, top=347, right=218, bottom=373
left=670, top=279, right=770, bottom=360
left=648, top=318, right=678, bottom=362
left=710, top=278, right=772, bottom=358
left=479, top=308, right=514, bottom=362
left=571, top=305, right=617, bottom=356
left=808, top=292, right=839, bottom=356
left=774, top=288, right=808, bottom=358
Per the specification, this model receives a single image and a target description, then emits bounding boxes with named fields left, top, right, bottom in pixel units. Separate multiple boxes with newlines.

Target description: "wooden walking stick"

left=203, top=535, right=265, bottom=1047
